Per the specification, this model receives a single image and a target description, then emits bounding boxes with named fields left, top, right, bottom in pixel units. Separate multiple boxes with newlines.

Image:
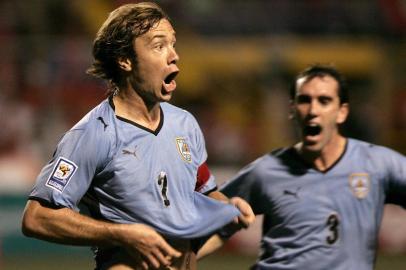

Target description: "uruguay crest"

left=175, top=137, right=192, bottom=162
left=348, top=173, right=370, bottom=199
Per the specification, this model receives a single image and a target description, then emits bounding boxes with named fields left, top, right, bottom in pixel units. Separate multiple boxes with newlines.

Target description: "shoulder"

left=221, top=151, right=285, bottom=195
left=241, top=147, right=291, bottom=177
left=161, top=102, right=196, bottom=121
left=347, top=138, right=404, bottom=164
left=348, top=138, right=399, bottom=156
left=63, top=99, right=115, bottom=144
left=161, top=102, right=201, bottom=134
left=262, top=147, right=295, bottom=168
left=70, top=99, right=111, bottom=130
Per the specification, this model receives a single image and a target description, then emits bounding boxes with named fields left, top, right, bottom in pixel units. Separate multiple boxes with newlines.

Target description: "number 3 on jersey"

left=326, top=213, right=340, bottom=245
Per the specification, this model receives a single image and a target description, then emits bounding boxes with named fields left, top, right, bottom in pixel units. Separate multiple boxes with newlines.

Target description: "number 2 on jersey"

left=326, top=213, right=339, bottom=245
left=158, top=171, right=170, bottom=207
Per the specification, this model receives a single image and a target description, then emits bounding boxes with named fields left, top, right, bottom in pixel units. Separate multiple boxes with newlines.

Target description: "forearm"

left=22, top=199, right=182, bottom=268
left=22, top=199, right=121, bottom=246
left=196, top=234, right=225, bottom=260
left=207, top=190, right=229, bottom=202
left=208, top=190, right=255, bottom=229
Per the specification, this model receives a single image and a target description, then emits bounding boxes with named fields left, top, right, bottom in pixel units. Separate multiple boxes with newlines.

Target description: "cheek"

left=336, top=111, right=347, bottom=124
left=136, top=66, right=159, bottom=87
left=324, top=114, right=341, bottom=131
left=292, top=105, right=303, bottom=115
left=331, top=112, right=343, bottom=125
left=295, top=109, right=308, bottom=122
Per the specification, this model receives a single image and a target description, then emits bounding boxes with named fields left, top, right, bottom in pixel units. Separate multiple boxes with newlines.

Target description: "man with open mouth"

left=199, top=64, right=406, bottom=270
left=21, top=2, right=254, bottom=270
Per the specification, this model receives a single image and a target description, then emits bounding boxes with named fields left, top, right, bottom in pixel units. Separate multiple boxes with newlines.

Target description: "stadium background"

left=0, top=0, right=405, bottom=269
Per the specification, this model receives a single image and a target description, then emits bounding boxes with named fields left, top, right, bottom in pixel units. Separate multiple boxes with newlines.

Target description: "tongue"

left=162, top=80, right=177, bottom=93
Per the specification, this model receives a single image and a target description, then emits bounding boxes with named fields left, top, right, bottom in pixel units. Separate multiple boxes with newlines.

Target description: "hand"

left=116, top=223, right=181, bottom=269
left=229, top=197, right=255, bottom=229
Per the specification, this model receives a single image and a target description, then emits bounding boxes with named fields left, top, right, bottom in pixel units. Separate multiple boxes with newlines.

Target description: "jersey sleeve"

left=29, top=124, right=110, bottom=211
left=220, top=157, right=265, bottom=215
left=189, top=113, right=217, bottom=193
left=377, top=146, right=406, bottom=208
left=216, top=158, right=264, bottom=239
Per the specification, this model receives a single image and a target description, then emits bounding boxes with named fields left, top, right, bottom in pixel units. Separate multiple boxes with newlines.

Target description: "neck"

left=112, top=88, right=161, bottom=131
left=296, top=135, right=347, bottom=171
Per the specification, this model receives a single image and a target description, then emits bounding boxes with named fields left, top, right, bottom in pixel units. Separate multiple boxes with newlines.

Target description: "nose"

left=308, top=100, right=320, bottom=116
left=169, top=47, right=179, bottom=65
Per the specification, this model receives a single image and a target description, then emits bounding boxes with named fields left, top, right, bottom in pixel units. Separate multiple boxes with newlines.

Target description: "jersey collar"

left=108, top=96, right=164, bottom=136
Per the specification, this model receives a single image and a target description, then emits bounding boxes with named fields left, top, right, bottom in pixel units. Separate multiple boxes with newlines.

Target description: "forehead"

left=143, top=18, right=175, bottom=39
left=296, top=75, right=339, bottom=97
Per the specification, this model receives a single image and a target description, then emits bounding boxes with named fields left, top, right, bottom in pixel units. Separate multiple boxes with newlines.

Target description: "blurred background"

left=0, top=0, right=405, bottom=269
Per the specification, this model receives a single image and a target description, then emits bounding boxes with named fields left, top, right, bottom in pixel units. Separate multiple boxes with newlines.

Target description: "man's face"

left=291, top=75, right=349, bottom=152
left=128, top=19, right=179, bottom=103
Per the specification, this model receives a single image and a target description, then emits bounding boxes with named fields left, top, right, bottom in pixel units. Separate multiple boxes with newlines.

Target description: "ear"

left=337, top=103, right=349, bottom=124
left=117, top=58, right=132, bottom=71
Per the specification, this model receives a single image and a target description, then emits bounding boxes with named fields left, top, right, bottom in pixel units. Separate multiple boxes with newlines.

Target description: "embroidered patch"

left=348, top=173, right=370, bottom=199
left=175, top=137, right=192, bottom=162
left=46, top=157, right=78, bottom=192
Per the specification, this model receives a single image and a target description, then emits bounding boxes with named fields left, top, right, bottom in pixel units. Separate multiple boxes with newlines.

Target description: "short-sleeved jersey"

left=221, top=138, right=406, bottom=270
left=29, top=98, right=239, bottom=239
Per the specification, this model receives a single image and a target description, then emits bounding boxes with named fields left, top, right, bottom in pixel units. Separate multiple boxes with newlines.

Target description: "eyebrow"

left=149, top=33, right=176, bottom=42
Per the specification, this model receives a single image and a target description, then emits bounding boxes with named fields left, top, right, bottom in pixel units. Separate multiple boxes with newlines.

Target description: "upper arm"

left=380, top=147, right=406, bottom=207
left=188, top=114, right=217, bottom=193
left=29, top=125, right=111, bottom=210
left=195, top=162, right=217, bottom=193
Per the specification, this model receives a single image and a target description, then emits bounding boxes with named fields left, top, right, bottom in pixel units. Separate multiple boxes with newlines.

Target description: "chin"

left=302, top=142, right=323, bottom=153
left=164, top=91, right=173, bottom=99
left=159, top=94, right=173, bottom=102
left=159, top=87, right=174, bottom=100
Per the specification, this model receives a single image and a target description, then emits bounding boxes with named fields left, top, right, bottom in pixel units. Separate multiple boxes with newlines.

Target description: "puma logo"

left=97, top=117, right=108, bottom=131
left=122, top=147, right=138, bottom=158
left=283, top=187, right=301, bottom=199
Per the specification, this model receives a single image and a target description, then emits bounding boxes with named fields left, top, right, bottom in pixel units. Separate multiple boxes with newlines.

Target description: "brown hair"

left=291, top=64, right=349, bottom=104
left=87, top=2, right=169, bottom=95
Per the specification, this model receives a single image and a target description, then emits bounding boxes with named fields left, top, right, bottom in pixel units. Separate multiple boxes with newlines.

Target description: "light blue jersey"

left=29, top=98, right=239, bottom=239
left=221, top=138, right=406, bottom=270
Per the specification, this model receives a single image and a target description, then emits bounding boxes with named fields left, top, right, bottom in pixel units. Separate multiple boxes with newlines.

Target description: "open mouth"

left=162, top=71, right=179, bottom=95
left=164, top=71, right=179, bottom=84
left=303, top=124, right=322, bottom=136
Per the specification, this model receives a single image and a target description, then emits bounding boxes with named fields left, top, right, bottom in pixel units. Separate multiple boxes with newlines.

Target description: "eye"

left=319, top=96, right=332, bottom=105
left=296, top=95, right=311, bottom=104
left=154, top=43, right=164, bottom=51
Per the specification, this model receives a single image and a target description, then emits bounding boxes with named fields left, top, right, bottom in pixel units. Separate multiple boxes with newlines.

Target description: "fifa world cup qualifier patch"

left=46, top=157, right=78, bottom=192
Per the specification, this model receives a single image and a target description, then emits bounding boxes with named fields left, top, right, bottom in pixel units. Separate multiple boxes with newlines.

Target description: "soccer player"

left=21, top=3, right=254, bottom=270
left=198, top=64, right=406, bottom=270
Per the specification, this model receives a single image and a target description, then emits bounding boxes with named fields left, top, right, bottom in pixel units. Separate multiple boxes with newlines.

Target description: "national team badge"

left=348, top=173, right=370, bottom=199
left=46, top=157, right=78, bottom=192
left=175, top=137, right=192, bottom=162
